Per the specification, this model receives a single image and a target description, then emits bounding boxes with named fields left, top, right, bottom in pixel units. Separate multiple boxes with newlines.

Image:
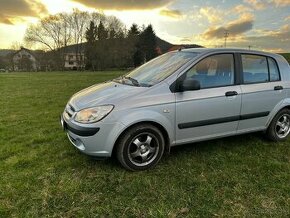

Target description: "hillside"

left=281, top=53, right=290, bottom=63
left=0, top=49, right=14, bottom=57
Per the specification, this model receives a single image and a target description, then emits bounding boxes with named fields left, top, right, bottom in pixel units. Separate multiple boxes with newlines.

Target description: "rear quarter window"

left=268, top=57, right=280, bottom=81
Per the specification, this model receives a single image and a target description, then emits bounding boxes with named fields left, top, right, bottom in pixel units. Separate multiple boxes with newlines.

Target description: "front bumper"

left=60, top=113, right=125, bottom=157
left=60, top=115, right=100, bottom=136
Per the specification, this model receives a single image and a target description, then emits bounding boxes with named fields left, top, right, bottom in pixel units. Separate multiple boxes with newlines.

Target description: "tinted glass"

left=242, top=55, right=268, bottom=83
left=268, top=58, right=280, bottom=81
left=185, top=54, right=235, bottom=89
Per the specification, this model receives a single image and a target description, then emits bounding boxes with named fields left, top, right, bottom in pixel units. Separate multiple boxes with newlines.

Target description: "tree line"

left=24, top=9, right=158, bottom=70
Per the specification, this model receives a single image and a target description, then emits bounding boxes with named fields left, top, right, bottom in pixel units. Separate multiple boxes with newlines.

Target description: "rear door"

left=238, top=54, right=287, bottom=131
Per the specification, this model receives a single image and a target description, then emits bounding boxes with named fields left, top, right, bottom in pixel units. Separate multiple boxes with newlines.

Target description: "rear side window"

left=185, top=54, right=235, bottom=89
left=242, top=54, right=280, bottom=84
left=242, top=55, right=268, bottom=83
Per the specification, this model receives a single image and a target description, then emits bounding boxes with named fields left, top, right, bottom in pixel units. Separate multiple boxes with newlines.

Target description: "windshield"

left=114, top=52, right=198, bottom=87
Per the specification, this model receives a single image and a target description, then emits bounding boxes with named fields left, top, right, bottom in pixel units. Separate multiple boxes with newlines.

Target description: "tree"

left=127, top=24, right=142, bottom=67
left=24, top=10, right=159, bottom=71
left=10, top=41, right=23, bottom=51
left=139, top=24, right=158, bottom=62
left=97, top=21, right=108, bottom=40
left=69, top=9, right=90, bottom=70
left=24, top=14, right=71, bottom=69
left=85, top=21, right=97, bottom=70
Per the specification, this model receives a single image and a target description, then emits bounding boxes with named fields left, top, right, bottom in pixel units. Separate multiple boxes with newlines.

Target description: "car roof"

left=179, top=48, right=280, bottom=58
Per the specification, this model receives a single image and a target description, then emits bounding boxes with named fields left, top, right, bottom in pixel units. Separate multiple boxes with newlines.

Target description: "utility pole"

left=224, top=30, right=229, bottom=48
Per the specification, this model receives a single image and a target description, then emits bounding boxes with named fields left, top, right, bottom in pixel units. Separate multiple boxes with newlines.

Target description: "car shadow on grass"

left=169, top=131, right=266, bottom=155
left=83, top=132, right=268, bottom=170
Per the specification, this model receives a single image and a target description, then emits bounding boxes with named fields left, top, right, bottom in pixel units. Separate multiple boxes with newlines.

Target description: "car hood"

left=69, top=81, right=148, bottom=110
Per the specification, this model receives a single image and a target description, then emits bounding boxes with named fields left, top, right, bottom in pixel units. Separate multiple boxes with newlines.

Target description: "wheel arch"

left=266, top=102, right=290, bottom=128
left=112, top=121, right=171, bottom=156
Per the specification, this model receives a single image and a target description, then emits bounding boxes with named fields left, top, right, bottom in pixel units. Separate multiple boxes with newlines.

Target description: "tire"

left=116, top=124, right=165, bottom=171
left=266, top=109, right=290, bottom=141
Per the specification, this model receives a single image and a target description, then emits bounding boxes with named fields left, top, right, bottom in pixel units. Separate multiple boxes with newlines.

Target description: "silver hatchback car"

left=61, top=48, right=290, bottom=171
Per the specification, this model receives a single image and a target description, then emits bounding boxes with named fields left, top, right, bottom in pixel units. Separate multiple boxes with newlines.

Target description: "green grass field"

left=0, top=72, right=289, bottom=217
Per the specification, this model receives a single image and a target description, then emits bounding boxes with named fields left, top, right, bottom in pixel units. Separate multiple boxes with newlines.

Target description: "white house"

left=63, top=44, right=86, bottom=70
left=12, top=47, right=39, bottom=71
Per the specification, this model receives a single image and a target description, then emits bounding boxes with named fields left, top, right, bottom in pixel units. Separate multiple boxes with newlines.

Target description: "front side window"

left=185, top=54, right=235, bottom=89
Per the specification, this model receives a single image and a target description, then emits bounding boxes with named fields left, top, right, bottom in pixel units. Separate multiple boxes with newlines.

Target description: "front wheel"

left=116, top=124, right=165, bottom=171
left=266, top=109, right=290, bottom=141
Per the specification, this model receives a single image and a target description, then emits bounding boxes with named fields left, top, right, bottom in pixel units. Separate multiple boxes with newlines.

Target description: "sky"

left=0, top=0, right=289, bottom=52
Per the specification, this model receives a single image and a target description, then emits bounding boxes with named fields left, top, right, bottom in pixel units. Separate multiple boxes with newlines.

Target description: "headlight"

left=74, top=105, right=114, bottom=124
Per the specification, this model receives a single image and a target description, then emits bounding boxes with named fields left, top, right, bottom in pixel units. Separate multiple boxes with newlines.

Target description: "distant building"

left=64, top=52, right=85, bottom=70
left=62, top=44, right=86, bottom=70
left=12, top=47, right=39, bottom=71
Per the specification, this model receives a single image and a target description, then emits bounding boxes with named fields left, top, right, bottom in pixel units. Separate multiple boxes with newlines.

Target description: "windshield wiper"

left=123, top=76, right=140, bottom=86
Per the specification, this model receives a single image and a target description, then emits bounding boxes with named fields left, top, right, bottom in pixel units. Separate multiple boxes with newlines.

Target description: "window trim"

left=172, top=53, right=237, bottom=92
left=240, top=53, right=281, bottom=85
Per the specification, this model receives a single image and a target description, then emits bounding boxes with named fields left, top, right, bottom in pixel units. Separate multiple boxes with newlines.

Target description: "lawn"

left=0, top=71, right=289, bottom=217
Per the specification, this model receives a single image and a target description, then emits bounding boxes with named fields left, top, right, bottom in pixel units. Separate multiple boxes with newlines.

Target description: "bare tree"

left=24, top=13, right=72, bottom=69
left=10, top=41, right=23, bottom=51
left=24, top=10, right=128, bottom=71
left=68, top=9, right=90, bottom=70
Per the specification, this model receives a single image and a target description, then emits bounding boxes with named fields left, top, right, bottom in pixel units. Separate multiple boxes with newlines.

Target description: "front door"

left=175, top=53, right=242, bottom=145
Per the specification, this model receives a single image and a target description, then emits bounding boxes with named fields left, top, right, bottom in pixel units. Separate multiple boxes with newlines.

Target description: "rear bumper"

left=60, top=113, right=125, bottom=157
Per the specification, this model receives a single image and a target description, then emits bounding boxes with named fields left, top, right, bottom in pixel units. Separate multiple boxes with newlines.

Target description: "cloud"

left=199, top=7, right=223, bottom=24
left=159, top=9, right=182, bottom=19
left=243, top=0, right=268, bottom=10
left=272, top=0, right=290, bottom=7
left=231, top=24, right=290, bottom=52
left=232, top=4, right=253, bottom=13
left=243, top=0, right=290, bottom=10
left=71, top=0, right=173, bottom=10
left=180, top=37, right=192, bottom=42
left=202, top=13, right=254, bottom=39
left=0, top=0, right=48, bottom=25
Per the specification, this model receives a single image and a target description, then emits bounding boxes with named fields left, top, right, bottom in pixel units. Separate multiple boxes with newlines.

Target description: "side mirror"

left=178, top=79, right=200, bottom=92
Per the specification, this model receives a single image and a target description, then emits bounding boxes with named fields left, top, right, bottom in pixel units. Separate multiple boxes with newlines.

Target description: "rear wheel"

left=116, top=124, right=165, bottom=171
left=266, top=109, right=290, bottom=141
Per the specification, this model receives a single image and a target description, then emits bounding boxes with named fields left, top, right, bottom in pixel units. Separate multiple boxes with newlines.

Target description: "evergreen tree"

left=139, top=24, right=158, bottom=62
left=85, top=21, right=97, bottom=70
left=85, top=21, right=97, bottom=43
left=127, top=24, right=140, bottom=36
left=97, top=21, right=108, bottom=40
left=127, top=24, right=143, bottom=67
left=109, top=29, right=117, bottom=39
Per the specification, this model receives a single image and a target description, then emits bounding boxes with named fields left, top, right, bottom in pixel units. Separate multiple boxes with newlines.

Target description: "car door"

left=175, top=53, right=242, bottom=145
left=238, top=54, right=287, bottom=132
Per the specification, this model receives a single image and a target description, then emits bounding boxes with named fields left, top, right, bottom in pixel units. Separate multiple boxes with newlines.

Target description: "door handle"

left=274, top=86, right=283, bottom=91
left=225, top=91, right=238, bottom=97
